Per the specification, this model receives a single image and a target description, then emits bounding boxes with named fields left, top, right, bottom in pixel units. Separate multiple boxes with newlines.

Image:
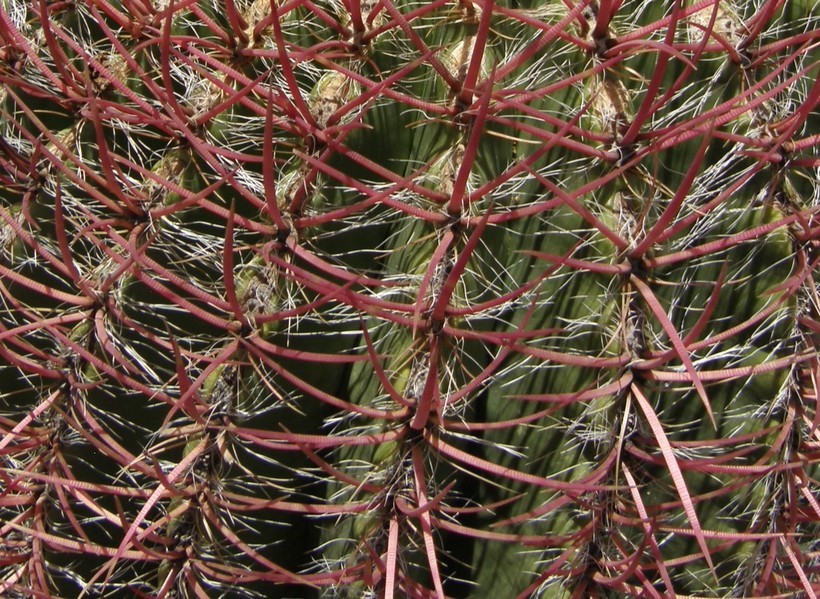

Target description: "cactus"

left=1, top=0, right=818, bottom=597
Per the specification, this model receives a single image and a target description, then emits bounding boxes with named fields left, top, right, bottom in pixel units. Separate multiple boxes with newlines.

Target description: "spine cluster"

left=0, top=0, right=818, bottom=597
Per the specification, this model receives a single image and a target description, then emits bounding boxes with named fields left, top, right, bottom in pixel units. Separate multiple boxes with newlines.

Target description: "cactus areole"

left=1, top=0, right=818, bottom=597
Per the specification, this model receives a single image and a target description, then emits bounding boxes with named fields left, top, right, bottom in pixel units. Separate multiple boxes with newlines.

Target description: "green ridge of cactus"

left=1, top=0, right=818, bottom=597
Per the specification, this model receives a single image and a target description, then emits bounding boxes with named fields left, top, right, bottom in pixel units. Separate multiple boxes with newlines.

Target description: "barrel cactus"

left=1, top=0, right=818, bottom=596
